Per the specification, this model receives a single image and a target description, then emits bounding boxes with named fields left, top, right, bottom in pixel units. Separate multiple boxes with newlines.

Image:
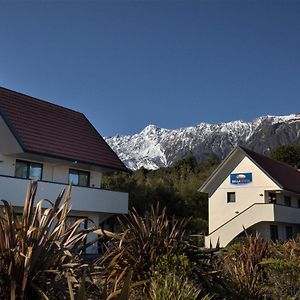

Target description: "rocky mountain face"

left=105, top=114, right=300, bottom=170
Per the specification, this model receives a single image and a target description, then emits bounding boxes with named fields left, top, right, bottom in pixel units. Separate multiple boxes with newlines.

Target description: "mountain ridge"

left=105, top=114, right=300, bottom=170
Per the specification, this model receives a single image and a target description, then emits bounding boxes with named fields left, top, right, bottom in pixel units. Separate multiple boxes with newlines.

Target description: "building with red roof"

left=0, top=86, right=128, bottom=254
left=199, top=146, right=300, bottom=247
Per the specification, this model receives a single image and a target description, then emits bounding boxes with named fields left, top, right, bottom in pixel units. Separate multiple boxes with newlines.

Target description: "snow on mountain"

left=105, top=114, right=300, bottom=170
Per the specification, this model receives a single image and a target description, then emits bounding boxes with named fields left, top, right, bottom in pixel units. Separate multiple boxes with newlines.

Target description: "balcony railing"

left=0, top=174, right=128, bottom=214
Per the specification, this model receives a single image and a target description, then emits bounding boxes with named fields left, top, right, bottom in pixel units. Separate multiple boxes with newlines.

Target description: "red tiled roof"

left=240, top=146, right=300, bottom=194
left=0, top=87, right=127, bottom=171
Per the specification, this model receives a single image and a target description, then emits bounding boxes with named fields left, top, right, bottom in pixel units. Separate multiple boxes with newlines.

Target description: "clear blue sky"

left=0, top=0, right=299, bottom=136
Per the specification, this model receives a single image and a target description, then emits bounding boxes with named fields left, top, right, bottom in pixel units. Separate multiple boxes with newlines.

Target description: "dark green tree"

left=271, top=144, right=300, bottom=168
left=102, top=155, right=219, bottom=233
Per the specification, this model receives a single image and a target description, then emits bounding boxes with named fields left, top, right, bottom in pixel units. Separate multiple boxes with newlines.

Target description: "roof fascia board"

left=198, top=147, right=240, bottom=193
left=82, top=114, right=127, bottom=169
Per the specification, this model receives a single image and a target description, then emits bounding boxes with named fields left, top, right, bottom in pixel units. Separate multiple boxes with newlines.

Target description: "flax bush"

left=222, top=233, right=271, bottom=299
left=0, top=181, right=132, bottom=300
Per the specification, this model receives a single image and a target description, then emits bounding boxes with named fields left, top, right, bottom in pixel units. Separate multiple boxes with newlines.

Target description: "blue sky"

left=0, top=0, right=299, bottom=136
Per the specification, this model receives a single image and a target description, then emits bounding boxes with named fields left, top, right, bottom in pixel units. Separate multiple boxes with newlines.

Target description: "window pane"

left=284, top=196, right=291, bottom=207
left=29, top=163, right=42, bottom=180
left=227, top=192, right=236, bottom=203
left=286, top=226, right=293, bottom=239
left=270, top=225, right=278, bottom=241
left=69, top=169, right=90, bottom=187
left=79, top=173, right=89, bottom=187
left=268, top=193, right=277, bottom=204
left=15, top=161, right=28, bottom=178
left=69, top=171, right=79, bottom=185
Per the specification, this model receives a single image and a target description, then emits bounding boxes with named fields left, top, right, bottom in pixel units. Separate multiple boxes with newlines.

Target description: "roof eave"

left=198, top=146, right=241, bottom=193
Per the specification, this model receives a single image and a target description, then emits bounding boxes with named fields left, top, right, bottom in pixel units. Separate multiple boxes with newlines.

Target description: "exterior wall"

left=0, top=154, right=16, bottom=176
left=209, top=156, right=280, bottom=233
left=205, top=203, right=275, bottom=247
left=0, top=176, right=128, bottom=214
left=0, top=116, right=23, bottom=154
left=0, top=154, right=103, bottom=188
left=253, top=222, right=300, bottom=241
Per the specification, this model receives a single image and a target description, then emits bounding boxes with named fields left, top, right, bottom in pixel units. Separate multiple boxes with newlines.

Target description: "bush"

left=0, top=181, right=94, bottom=299
left=262, top=239, right=300, bottom=299
left=222, top=233, right=271, bottom=299
left=149, top=272, right=202, bottom=300
left=149, top=254, right=210, bottom=300
left=98, top=203, right=188, bottom=283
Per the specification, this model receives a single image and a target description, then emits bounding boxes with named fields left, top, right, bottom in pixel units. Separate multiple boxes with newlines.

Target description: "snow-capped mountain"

left=105, top=114, right=300, bottom=170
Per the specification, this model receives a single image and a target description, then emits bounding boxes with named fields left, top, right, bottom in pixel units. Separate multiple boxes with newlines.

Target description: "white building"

left=0, top=87, right=128, bottom=253
left=199, top=146, right=300, bottom=247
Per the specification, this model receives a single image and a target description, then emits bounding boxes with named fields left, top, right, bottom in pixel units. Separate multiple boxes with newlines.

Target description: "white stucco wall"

left=254, top=222, right=300, bottom=241
left=0, top=116, right=23, bottom=154
left=209, top=156, right=280, bottom=233
left=0, top=154, right=103, bottom=189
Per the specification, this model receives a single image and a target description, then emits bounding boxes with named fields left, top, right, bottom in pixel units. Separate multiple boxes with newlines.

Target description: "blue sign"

left=230, top=173, right=252, bottom=185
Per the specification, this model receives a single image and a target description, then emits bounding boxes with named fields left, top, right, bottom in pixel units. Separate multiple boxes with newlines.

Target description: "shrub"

left=222, top=233, right=270, bottom=299
left=149, top=254, right=210, bottom=300
left=149, top=272, right=202, bottom=300
left=0, top=181, right=131, bottom=300
left=0, top=181, right=95, bottom=299
left=262, top=239, right=300, bottom=299
left=97, top=203, right=188, bottom=282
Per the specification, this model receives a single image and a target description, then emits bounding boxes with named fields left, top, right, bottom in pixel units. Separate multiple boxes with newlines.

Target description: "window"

left=69, top=169, right=90, bottom=187
left=284, top=196, right=291, bottom=207
left=268, top=192, right=277, bottom=204
left=286, top=226, right=293, bottom=240
left=15, top=160, right=42, bottom=180
left=227, top=192, right=236, bottom=203
left=270, top=225, right=278, bottom=242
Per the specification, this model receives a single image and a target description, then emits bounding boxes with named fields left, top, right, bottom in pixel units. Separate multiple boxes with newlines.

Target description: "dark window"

left=268, top=192, right=277, bottom=204
left=284, top=196, right=291, bottom=207
left=270, top=225, right=278, bottom=242
left=286, top=226, right=293, bottom=240
left=15, top=160, right=43, bottom=180
left=69, top=169, right=90, bottom=187
left=227, top=192, right=236, bottom=203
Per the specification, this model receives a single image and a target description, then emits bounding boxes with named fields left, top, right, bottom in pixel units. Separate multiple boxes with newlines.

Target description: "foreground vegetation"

left=2, top=181, right=300, bottom=299
left=0, top=144, right=299, bottom=298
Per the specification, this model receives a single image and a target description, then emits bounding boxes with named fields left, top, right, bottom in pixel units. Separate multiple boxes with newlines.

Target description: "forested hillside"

left=102, top=154, right=220, bottom=233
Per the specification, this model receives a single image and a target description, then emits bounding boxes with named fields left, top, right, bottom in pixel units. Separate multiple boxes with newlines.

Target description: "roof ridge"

left=0, top=86, right=83, bottom=115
